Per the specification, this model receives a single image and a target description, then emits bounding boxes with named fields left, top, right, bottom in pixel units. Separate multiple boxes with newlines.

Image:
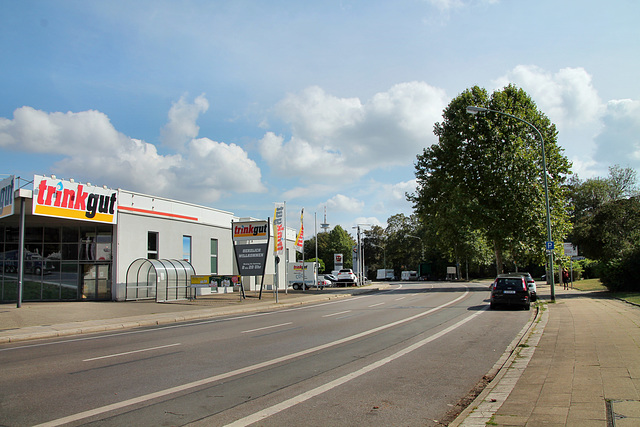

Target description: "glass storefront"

left=0, top=223, right=113, bottom=302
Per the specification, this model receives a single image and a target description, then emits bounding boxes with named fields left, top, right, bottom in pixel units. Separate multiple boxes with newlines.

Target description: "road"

left=0, top=281, right=531, bottom=426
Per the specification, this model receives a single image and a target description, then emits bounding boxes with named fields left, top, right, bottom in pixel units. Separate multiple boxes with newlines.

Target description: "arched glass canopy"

left=125, top=258, right=195, bottom=302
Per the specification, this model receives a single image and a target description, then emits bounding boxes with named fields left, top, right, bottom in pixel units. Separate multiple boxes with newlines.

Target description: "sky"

left=1, top=0, right=639, bottom=238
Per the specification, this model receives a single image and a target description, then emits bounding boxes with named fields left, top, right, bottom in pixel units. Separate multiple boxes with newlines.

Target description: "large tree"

left=408, top=85, right=572, bottom=273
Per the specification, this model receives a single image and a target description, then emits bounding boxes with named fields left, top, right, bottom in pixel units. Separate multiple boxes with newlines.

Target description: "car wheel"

left=490, top=302, right=496, bottom=310
left=525, top=303, right=531, bottom=310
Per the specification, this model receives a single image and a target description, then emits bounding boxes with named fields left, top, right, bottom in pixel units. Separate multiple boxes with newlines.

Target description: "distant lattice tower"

left=320, top=206, right=330, bottom=232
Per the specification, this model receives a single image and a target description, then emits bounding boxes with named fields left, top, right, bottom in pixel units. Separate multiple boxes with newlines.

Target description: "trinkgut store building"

left=0, top=175, right=294, bottom=303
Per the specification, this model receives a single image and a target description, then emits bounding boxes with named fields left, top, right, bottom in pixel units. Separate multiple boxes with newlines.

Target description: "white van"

left=401, top=271, right=418, bottom=281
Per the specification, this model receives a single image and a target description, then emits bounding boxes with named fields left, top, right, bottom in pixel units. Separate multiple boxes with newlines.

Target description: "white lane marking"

left=368, top=303, right=385, bottom=308
left=225, top=307, right=488, bottom=427
left=34, top=289, right=469, bottom=427
left=4, top=284, right=411, bottom=352
left=1, top=295, right=375, bottom=352
left=395, top=297, right=406, bottom=301
left=83, top=343, right=181, bottom=362
left=241, top=323, right=292, bottom=334
left=322, top=311, right=351, bottom=318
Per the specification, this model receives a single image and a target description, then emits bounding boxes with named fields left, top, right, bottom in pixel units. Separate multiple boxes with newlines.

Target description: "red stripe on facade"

left=119, top=206, right=198, bottom=221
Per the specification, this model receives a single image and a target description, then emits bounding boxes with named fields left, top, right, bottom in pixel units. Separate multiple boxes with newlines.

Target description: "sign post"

left=232, top=219, right=270, bottom=300
left=564, top=243, right=579, bottom=287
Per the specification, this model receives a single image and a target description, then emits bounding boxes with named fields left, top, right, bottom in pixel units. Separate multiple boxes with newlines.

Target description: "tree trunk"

left=494, top=240, right=503, bottom=275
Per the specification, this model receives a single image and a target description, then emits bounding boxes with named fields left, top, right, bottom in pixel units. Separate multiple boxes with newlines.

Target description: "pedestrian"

left=562, top=267, right=569, bottom=290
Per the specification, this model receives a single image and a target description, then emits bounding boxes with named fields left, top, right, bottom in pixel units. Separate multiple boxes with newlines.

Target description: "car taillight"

left=522, top=279, right=527, bottom=291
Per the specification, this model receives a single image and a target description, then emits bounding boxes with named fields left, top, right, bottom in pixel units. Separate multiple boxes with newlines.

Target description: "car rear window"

left=495, top=278, right=524, bottom=290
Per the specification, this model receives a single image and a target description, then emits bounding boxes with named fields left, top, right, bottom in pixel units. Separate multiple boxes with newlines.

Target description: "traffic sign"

left=563, top=242, right=578, bottom=257
left=545, top=241, right=555, bottom=250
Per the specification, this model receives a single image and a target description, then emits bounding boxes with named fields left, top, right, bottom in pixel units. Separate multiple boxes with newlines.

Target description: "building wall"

left=3, top=175, right=305, bottom=302
left=114, top=190, right=236, bottom=301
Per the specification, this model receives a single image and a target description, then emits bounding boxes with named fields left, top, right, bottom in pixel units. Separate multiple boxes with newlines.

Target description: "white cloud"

left=282, top=184, right=334, bottom=201
left=326, top=194, right=365, bottom=213
left=258, top=132, right=349, bottom=183
left=0, top=107, right=127, bottom=154
left=493, top=65, right=612, bottom=178
left=493, top=65, right=602, bottom=128
left=259, top=83, right=447, bottom=182
left=427, top=0, right=464, bottom=12
left=0, top=101, right=266, bottom=203
left=275, top=86, right=364, bottom=141
left=350, top=217, right=384, bottom=231
left=593, top=99, right=640, bottom=169
left=160, top=93, right=209, bottom=150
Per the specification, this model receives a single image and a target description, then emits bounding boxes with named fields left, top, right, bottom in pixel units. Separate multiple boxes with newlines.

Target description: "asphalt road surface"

left=0, top=281, right=531, bottom=426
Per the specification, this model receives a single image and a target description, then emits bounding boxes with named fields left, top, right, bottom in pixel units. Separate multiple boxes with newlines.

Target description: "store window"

left=183, top=235, right=192, bottom=263
left=0, top=223, right=112, bottom=302
left=210, top=238, right=218, bottom=274
left=148, top=232, right=159, bottom=259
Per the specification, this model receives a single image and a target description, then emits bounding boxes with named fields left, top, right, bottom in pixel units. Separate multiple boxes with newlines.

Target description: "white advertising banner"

left=32, top=175, right=118, bottom=224
left=0, top=175, right=15, bottom=219
left=273, top=203, right=285, bottom=254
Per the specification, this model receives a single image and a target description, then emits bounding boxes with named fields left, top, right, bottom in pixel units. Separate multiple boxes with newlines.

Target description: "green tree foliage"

left=408, top=85, right=572, bottom=273
left=570, top=166, right=640, bottom=261
left=362, top=225, right=388, bottom=276
left=384, top=213, right=422, bottom=273
left=567, top=166, right=640, bottom=290
left=569, top=166, right=639, bottom=223
left=303, top=225, right=355, bottom=272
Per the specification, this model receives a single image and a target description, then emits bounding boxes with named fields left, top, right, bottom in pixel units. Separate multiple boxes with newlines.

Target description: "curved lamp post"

left=466, top=106, right=555, bottom=301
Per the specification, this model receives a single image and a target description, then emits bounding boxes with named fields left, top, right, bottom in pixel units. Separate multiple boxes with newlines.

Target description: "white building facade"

left=0, top=175, right=297, bottom=303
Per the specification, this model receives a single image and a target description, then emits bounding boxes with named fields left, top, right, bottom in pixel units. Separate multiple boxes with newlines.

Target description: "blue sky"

left=1, top=0, right=639, bottom=237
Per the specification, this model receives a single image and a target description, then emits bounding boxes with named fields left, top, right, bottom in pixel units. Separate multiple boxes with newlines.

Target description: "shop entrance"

left=82, top=264, right=111, bottom=300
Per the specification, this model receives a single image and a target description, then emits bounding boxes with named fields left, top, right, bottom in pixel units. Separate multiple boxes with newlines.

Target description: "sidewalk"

left=454, top=285, right=640, bottom=426
left=0, top=286, right=380, bottom=343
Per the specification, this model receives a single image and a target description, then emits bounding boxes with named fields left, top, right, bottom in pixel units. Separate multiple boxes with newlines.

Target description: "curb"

left=449, top=302, right=547, bottom=426
left=0, top=287, right=383, bottom=344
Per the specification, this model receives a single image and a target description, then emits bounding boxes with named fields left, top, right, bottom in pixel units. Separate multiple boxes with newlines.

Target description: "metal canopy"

left=125, top=258, right=195, bottom=302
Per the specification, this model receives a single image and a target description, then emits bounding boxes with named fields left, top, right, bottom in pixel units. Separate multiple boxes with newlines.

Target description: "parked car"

left=490, top=274, right=531, bottom=310
left=336, top=269, right=357, bottom=286
left=292, top=277, right=329, bottom=290
left=323, top=274, right=338, bottom=285
left=500, top=272, right=537, bottom=302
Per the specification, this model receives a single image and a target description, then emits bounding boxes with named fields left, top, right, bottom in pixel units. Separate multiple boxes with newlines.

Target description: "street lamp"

left=352, top=224, right=371, bottom=286
left=466, top=105, right=555, bottom=301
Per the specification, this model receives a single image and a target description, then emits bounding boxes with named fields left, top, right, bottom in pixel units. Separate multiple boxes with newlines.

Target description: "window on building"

left=148, top=232, right=159, bottom=259
left=210, top=238, right=218, bottom=274
left=183, top=235, right=192, bottom=263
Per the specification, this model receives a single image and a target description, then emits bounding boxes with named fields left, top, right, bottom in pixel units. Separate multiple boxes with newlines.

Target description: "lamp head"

left=466, top=106, right=488, bottom=115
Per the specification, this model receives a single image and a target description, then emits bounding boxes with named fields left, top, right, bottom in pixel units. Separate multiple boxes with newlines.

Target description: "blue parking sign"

left=546, top=241, right=554, bottom=250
